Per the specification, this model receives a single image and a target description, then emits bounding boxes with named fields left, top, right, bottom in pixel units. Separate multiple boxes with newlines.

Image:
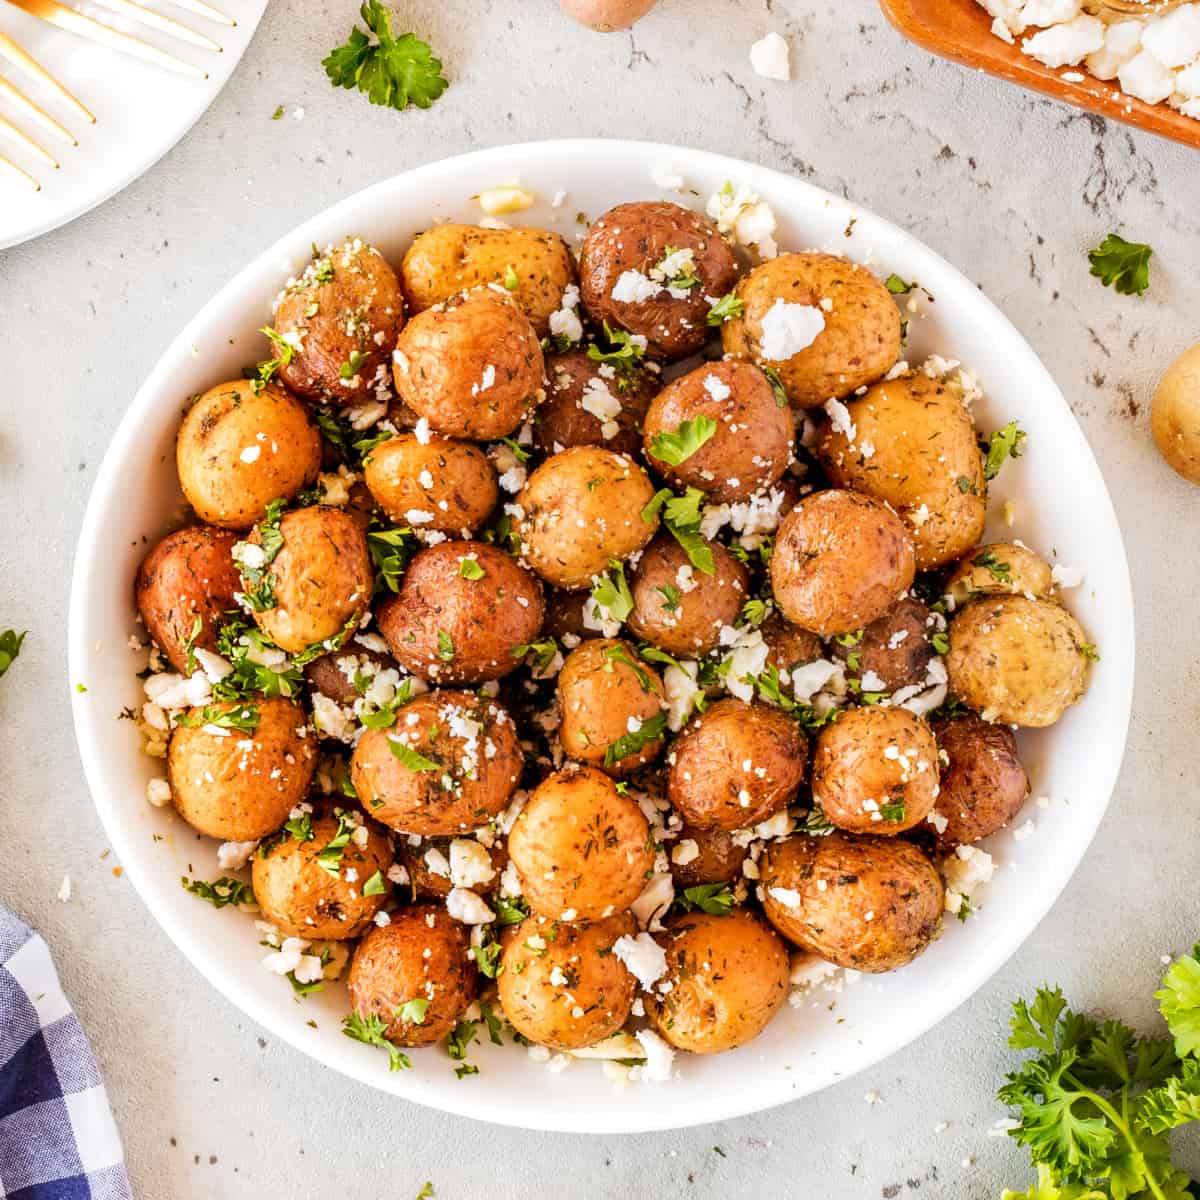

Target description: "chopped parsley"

left=212, top=616, right=303, bottom=701
left=0, top=629, right=27, bottom=679
left=656, top=584, right=681, bottom=613
left=956, top=475, right=978, bottom=495
left=879, top=800, right=907, bottom=823
left=245, top=326, right=296, bottom=394
left=800, top=807, right=835, bottom=836
left=603, top=710, right=667, bottom=767
left=315, top=811, right=356, bottom=876
left=673, top=883, right=733, bottom=916
left=388, top=738, right=439, bottom=772
left=740, top=598, right=768, bottom=627
left=931, top=631, right=950, bottom=655
left=368, top=525, right=416, bottom=593
left=341, top=1011, right=412, bottom=1071
left=362, top=869, right=386, bottom=896
left=706, top=292, right=743, bottom=325
left=284, top=811, right=314, bottom=842
left=984, top=421, right=1027, bottom=480
left=603, top=643, right=653, bottom=691
left=493, top=895, right=529, bottom=926
left=458, top=557, right=485, bottom=581
left=586, top=321, right=645, bottom=377
left=1080, top=643, right=1101, bottom=662
left=760, top=365, right=789, bottom=408
left=885, top=273, right=913, bottom=295
left=510, top=638, right=559, bottom=675
left=182, top=615, right=203, bottom=675
left=654, top=245, right=700, bottom=291
left=1087, top=233, right=1153, bottom=297
left=397, top=997, right=430, bottom=1025
left=173, top=703, right=261, bottom=734
left=591, top=561, right=634, bottom=622
left=271, top=104, right=284, bottom=120
left=974, top=550, right=1012, bottom=584
left=503, top=264, right=520, bottom=290
left=436, top=629, right=455, bottom=662
left=181, top=876, right=255, bottom=909
left=649, top=416, right=718, bottom=467
left=237, top=498, right=288, bottom=612
left=339, top=348, right=368, bottom=380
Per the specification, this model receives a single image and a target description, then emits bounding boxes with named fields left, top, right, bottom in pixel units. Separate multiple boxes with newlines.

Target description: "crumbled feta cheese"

left=759, top=299, right=826, bottom=360
left=445, top=887, right=496, bottom=925
left=611, top=270, right=660, bottom=304
left=750, top=31, right=791, bottom=80
left=478, top=183, right=535, bottom=216
left=216, top=840, right=258, bottom=871
left=706, top=182, right=779, bottom=259
left=768, top=886, right=802, bottom=909
left=1022, top=15, right=1105, bottom=68
left=650, top=161, right=685, bottom=190
left=633, top=1029, right=675, bottom=1082
left=612, top=932, right=668, bottom=989
left=1051, top=563, right=1083, bottom=588
left=449, top=839, right=496, bottom=889
left=57, top=874, right=71, bottom=903
left=1119, top=47, right=1176, bottom=102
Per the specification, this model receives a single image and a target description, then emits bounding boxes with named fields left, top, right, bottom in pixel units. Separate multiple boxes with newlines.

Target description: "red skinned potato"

left=560, top=0, right=658, bottom=30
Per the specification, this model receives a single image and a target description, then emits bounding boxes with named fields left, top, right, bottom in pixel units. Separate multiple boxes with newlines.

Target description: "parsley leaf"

left=591, top=562, right=634, bottom=623
left=885, top=273, right=913, bottom=295
left=510, top=638, right=559, bottom=676
left=984, top=421, right=1027, bottom=480
left=174, top=703, right=261, bottom=734
left=706, top=292, right=744, bottom=325
left=656, top=584, right=681, bottom=612
left=397, top=997, right=430, bottom=1025
left=586, top=321, right=645, bottom=376
left=388, top=737, right=440, bottom=772
left=649, top=416, right=718, bottom=467
left=673, top=883, right=733, bottom=916
left=879, top=799, right=907, bottom=823
left=458, top=557, right=485, bottom=581
left=974, top=550, right=1012, bottom=584
left=0, top=629, right=27, bottom=679
left=1087, top=234, right=1153, bottom=297
left=341, top=1011, right=412, bottom=1071
left=182, top=875, right=255, bottom=909
left=1156, top=945, right=1200, bottom=1059
left=740, top=598, right=768, bottom=627
left=436, top=629, right=455, bottom=662
left=760, top=365, right=789, bottom=408
left=362, top=869, right=386, bottom=896
left=603, top=710, right=666, bottom=767
left=315, top=810, right=356, bottom=876
left=660, top=487, right=715, bottom=576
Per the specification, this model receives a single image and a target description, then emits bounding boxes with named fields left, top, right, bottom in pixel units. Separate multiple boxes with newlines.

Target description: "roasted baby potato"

left=642, top=360, right=794, bottom=503
left=831, top=596, right=935, bottom=693
left=721, top=252, right=901, bottom=408
left=666, top=698, right=807, bottom=831
left=136, top=525, right=241, bottom=673
left=761, top=832, right=943, bottom=972
left=760, top=613, right=824, bottom=673
left=579, top=201, right=737, bottom=359
left=507, top=766, right=654, bottom=921
left=401, top=224, right=576, bottom=336
left=394, top=834, right=506, bottom=901
left=176, top=380, right=322, bottom=530
left=811, top=705, right=940, bottom=834
left=376, top=541, right=544, bottom=684
left=168, top=697, right=318, bottom=841
left=945, top=594, right=1092, bottom=727
left=303, top=637, right=398, bottom=707
left=817, top=371, right=987, bottom=569
left=770, top=489, right=916, bottom=637
left=515, top=447, right=658, bottom=589
left=347, top=905, right=477, bottom=1047
left=391, top=289, right=545, bottom=440
left=645, top=911, right=789, bottom=1053
left=1152, top=342, right=1200, bottom=485
left=669, top=823, right=748, bottom=888
left=945, top=541, right=1054, bottom=607
left=541, top=587, right=596, bottom=645
left=498, top=912, right=637, bottom=1050
left=350, top=690, right=522, bottom=836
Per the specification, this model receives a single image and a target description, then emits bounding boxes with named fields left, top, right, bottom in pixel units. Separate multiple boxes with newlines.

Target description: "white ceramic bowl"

left=68, top=139, right=1135, bottom=1134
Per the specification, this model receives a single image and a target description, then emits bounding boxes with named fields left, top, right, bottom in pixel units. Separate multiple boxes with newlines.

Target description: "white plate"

left=0, top=0, right=266, bottom=250
left=67, top=139, right=1135, bottom=1134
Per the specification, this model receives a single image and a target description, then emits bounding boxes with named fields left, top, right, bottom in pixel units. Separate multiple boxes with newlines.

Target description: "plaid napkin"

left=0, top=908, right=131, bottom=1200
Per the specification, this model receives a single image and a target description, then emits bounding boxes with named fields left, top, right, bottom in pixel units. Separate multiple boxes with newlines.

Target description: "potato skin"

left=579, top=201, right=737, bottom=360
left=350, top=691, right=521, bottom=836
left=498, top=912, right=636, bottom=1050
left=945, top=542, right=1053, bottom=607
left=1152, top=343, right=1200, bottom=484
left=176, top=381, right=322, bottom=529
left=347, top=906, right=477, bottom=1047
left=559, top=0, right=659, bottom=31
left=248, top=506, right=373, bottom=655
left=831, top=596, right=935, bottom=692
left=252, top=805, right=391, bottom=939
left=669, top=823, right=748, bottom=888
left=401, top=224, right=576, bottom=337
left=645, top=911, right=789, bottom=1053
left=376, top=542, right=544, bottom=684
left=515, top=447, right=658, bottom=589
left=136, top=526, right=241, bottom=673
left=667, top=698, right=808, bottom=832
left=642, top=361, right=794, bottom=503
left=542, top=587, right=595, bottom=645
left=391, top=290, right=544, bottom=440
left=304, top=638, right=396, bottom=706
left=817, top=372, right=987, bottom=570
left=168, top=698, right=317, bottom=841
left=770, top=489, right=916, bottom=637
left=627, top=535, right=748, bottom=656
left=760, top=613, right=824, bottom=673
left=507, top=766, right=654, bottom=921
left=275, top=238, right=405, bottom=405
left=761, top=832, right=943, bottom=972
left=931, top=712, right=1029, bottom=853
left=722, top=252, right=901, bottom=408
left=394, top=835, right=507, bottom=901
left=812, top=706, right=940, bottom=834
left=945, top=595, right=1091, bottom=727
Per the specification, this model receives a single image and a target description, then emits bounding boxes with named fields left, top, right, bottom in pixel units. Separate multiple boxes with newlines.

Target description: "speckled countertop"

left=1, top=1, right=1198, bottom=1197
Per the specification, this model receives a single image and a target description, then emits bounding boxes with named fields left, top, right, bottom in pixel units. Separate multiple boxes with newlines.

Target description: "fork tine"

left=0, top=109, right=57, bottom=167
left=87, top=0, right=222, bottom=51
left=164, top=0, right=236, bottom=27
left=0, top=151, right=40, bottom=188
left=0, top=75, right=77, bottom=145
left=0, top=31, right=94, bottom=125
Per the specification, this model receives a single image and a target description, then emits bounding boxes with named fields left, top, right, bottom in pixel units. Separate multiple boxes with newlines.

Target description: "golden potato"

left=515, top=446, right=658, bottom=589
left=761, top=832, right=943, bottom=972
left=401, top=224, right=576, bottom=336
left=168, top=697, right=317, bottom=841
left=136, top=525, right=241, bottom=673
left=507, top=766, right=654, bottom=921
left=350, top=690, right=521, bottom=836
left=559, top=0, right=659, bottom=31
left=376, top=541, right=544, bottom=683
left=945, top=594, right=1092, bottom=727
left=817, top=371, right=986, bottom=569
left=176, top=380, right=322, bottom=530
left=811, top=706, right=939, bottom=834
left=542, top=587, right=596, bottom=645
left=1152, top=343, right=1200, bottom=484
left=721, top=252, right=901, bottom=408
left=498, top=912, right=636, bottom=1050
left=945, top=542, right=1054, bottom=607
left=347, top=906, right=477, bottom=1047
left=666, top=698, right=807, bottom=831
left=669, top=823, right=748, bottom=888
left=770, top=489, right=916, bottom=637
left=391, top=289, right=544, bottom=440
left=394, top=835, right=507, bottom=901
left=642, top=360, right=794, bottom=503
left=831, top=596, right=935, bottom=693
left=645, top=911, right=789, bottom=1053
left=362, top=433, right=498, bottom=534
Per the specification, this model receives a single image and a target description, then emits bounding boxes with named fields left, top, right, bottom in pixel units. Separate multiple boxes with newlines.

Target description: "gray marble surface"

left=1, top=0, right=1198, bottom=1196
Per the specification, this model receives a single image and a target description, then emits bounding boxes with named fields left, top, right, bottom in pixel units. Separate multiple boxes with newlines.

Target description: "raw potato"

left=770, top=489, right=916, bottom=637
left=363, top=433, right=498, bottom=534
left=248, top=506, right=373, bottom=654
left=722, top=252, right=901, bottom=408
left=515, top=446, right=658, bottom=589
left=945, top=541, right=1054, bottom=607
left=401, top=224, right=576, bottom=336
left=559, top=0, right=658, bottom=30
left=347, top=906, right=477, bottom=1047
left=136, top=525, right=241, bottom=673
left=669, top=823, right=748, bottom=889
left=817, top=371, right=987, bottom=569
left=168, top=698, right=317, bottom=841
left=761, top=832, right=944, bottom=972
left=176, top=380, right=322, bottom=529
left=1152, top=343, right=1200, bottom=484
left=507, top=766, right=654, bottom=921
left=274, top=238, right=405, bottom=405
left=349, top=690, right=521, bottom=836
left=831, top=596, right=935, bottom=693
left=557, top=638, right=666, bottom=774
left=945, top=595, right=1092, bottom=727
left=645, top=912, right=789, bottom=1053
left=642, top=360, right=794, bottom=503
left=811, top=706, right=940, bottom=834
left=666, top=698, right=807, bottom=831
left=498, top=912, right=637, bottom=1050
left=252, top=804, right=392, bottom=939
left=376, top=541, right=544, bottom=684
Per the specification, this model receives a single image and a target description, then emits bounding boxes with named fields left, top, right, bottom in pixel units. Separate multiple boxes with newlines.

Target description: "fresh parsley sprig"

left=984, top=421, right=1027, bottom=480
left=342, top=1010, right=412, bottom=1071
left=649, top=416, right=717, bottom=467
left=1088, top=234, right=1153, bottom=297
left=0, top=629, right=26, bottom=679
left=672, top=883, right=734, bottom=916
left=182, top=876, right=255, bottom=909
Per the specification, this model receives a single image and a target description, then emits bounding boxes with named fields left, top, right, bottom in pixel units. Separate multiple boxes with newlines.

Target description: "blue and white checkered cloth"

left=0, top=908, right=130, bottom=1200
